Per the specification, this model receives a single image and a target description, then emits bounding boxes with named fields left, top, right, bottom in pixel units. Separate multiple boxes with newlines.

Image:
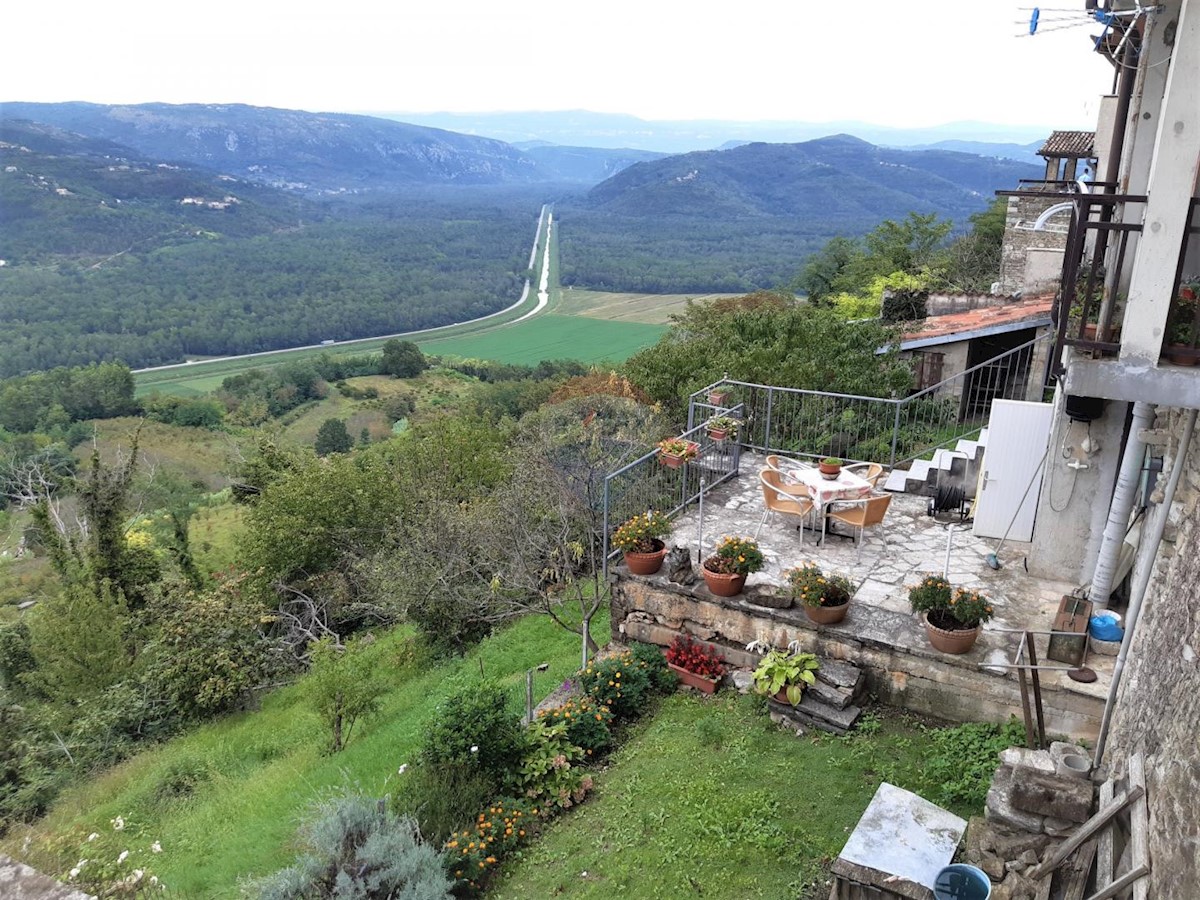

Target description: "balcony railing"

left=1048, top=190, right=1200, bottom=370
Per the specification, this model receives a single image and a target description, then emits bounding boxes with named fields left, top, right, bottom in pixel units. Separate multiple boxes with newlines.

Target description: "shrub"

left=392, top=761, right=495, bottom=846
left=537, top=695, right=614, bottom=757
left=628, top=641, right=677, bottom=694
left=253, top=794, right=452, bottom=899
left=307, top=638, right=385, bottom=754
left=908, top=574, right=952, bottom=616
left=419, top=682, right=527, bottom=791
left=665, top=634, right=726, bottom=679
left=507, top=719, right=593, bottom=811
left=908, top=575, right=994, bottom=630
left=577, top=650, right=651, bottom=720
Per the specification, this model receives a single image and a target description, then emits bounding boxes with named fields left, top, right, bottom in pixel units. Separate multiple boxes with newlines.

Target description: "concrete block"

left=999, top=747, right=1056, bottom=774
left=1009, top=770, right=1094, bottom=823
left=986, top=766, right=1045, bottom=833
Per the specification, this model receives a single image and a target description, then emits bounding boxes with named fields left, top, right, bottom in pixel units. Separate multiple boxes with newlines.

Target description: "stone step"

left=807, top=678, right=856, bottom=710
left=768, top=694, right=863, bottom=735
left=814, top=658, right=865, bottom=691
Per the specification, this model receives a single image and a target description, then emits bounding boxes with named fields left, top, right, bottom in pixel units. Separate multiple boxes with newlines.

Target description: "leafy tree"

left=314, top=418, right=352, bottom=456
left=307, top=638, right=385, bottom=753
left=625, top=296, right=912, bottom=421
left=380, top=339, right=427, bottom=379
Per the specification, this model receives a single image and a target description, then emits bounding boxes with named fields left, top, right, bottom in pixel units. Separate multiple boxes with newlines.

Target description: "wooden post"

left=1026, top=631, right=1047, bottom=749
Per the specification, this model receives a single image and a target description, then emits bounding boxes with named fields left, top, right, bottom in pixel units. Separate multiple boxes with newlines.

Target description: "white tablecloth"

left=783, top=467, right=872, bottom=543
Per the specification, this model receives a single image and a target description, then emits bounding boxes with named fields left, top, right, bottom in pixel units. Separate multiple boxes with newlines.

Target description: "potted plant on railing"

left=701, top=535, right=764, bottom=597
left=786, top=562, right=854, bottom=625
left=908, top=574, right=994, bottom=654
left=705, top=415, right=740, bottom=442
left=612, top=509, right=672, bottom=575
left=657, top=437, right=699, bottom=469
left=818, top=457, right=842, bottom=480
left=707, top=385, right=731, bottom=406
left=749, top=643, right=820, bottom=706
left=664, top=633, right=726, bottom=694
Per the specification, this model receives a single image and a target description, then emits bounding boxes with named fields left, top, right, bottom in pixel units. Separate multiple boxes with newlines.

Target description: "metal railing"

left=686, top=335, right=1050, bottom=469
left=601, top=409, right=742, bottom=577
left=602, top=336, right=1052, bottom=571
left=1050, top=191, right=1200, bottom=369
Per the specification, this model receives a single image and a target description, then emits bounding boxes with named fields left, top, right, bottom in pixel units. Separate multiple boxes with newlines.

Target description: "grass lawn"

left=12, top=611, right=609, bottom=897
left=416, top=314, right=666, bottom=366
left=493, top=696, right=973, bottom=900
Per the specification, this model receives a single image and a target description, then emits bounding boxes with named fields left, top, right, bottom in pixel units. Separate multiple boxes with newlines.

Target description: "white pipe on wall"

left=1090, top=401, right=1156, bottom=607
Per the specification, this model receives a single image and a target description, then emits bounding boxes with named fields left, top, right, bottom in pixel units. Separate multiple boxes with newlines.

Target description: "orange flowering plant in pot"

left=612, top=510, right=672, bottom=575
left=785, top=562, right=854, bottom=625
left=908, top=574, right=994, bottom=654
left=657, top=437, right=699, bottom=469
left=702, top=535, right=764, bottom=597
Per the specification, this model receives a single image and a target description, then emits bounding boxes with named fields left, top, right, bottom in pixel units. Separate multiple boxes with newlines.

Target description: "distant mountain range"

left=373, top=109, right=1054, bottom=155
left=579, top=135, right=1039, bottom=222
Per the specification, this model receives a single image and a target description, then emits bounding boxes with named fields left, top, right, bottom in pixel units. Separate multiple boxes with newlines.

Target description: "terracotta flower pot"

left=923, top=611, right=981, bottom=654
left=701, top=561, right=746, bottom=597
left=667, top=663, right=720, bottom=694
left=707, top=390, right=729, bottom=406
left=660, top=452, right=688, bottom=469
left=804, top=598, right=849, bottom=625
left=818, top=462, right=841, bottom=480
left=707, top=428, right=730, bottom=442
left=1165, top=344, right=1198, bottom=366
left=623, top=541, right=667, bottom=575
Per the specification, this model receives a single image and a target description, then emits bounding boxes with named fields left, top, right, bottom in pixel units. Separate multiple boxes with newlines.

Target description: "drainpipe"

left=1095, top=408, right=1198, bottom=765
left=1089, top=401, right=1156, bottom=607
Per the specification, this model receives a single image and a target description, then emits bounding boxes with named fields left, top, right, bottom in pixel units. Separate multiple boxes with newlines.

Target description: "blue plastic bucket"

left=933, top=864, right=992, bottom=900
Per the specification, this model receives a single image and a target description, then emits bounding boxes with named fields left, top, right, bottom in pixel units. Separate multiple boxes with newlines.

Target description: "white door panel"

left=972, top=400, right=1054, bottom=541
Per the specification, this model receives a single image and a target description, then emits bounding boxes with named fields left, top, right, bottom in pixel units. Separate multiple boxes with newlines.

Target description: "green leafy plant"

left=705, top=535, right=765, bottom=576
left=705, top=415, right=740, bottom=437
left=611, top=509, right=672, bottom=553
left=750, top=646, right=820, bottom=706
left=507, top=719, right=593, bottom=811
left=784, top=562, right=853, bottom=608
left=307, top=638, right=385, bottom=754
left=921, top=718, right=1027, bottom=807
left=444, top=796, right=540, bottom=895
left=577, top=650, right=652, bottom=719
left=907, top=574, right=952, bottom=615
left=821, top=457, right=843, bottom=467
left=657, top=437, right=698, bottom=460
left=1168, top=288, right=1199, bottom=346
left=391, top=761, right=496, bottom=847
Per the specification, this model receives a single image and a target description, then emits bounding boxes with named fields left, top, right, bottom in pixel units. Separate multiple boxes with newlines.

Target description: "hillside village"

left=2, top=2, right=1200, bottom=899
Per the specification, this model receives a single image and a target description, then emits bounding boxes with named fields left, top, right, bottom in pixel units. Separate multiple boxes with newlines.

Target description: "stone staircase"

left=883, top=428, right=989, bottom=501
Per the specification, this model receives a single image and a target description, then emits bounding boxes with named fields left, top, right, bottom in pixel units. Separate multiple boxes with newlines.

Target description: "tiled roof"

left=902, top=297, right=1055, bottom=346
left=1038, top=131, right=1096, bottom=159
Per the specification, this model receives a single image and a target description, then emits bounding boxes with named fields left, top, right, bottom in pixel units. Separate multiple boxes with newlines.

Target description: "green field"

left=557, top=289, right=741, bottom=325
left=416, top=314, right=666, bottom=365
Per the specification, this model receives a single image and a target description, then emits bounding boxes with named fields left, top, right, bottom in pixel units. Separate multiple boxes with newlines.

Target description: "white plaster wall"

left=1027, top=385, right=1128, bottom=586
left=1022, top=248, right=1065, bottom=294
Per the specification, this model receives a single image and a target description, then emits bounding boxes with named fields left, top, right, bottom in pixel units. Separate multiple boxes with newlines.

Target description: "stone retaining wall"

left=612, top=575, right=1103, bottom=739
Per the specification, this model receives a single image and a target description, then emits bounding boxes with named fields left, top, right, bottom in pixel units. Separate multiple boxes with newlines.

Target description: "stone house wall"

left=999, top=195, right=1070, bottom=295
left=1106, top=406, right=1200, bottom=895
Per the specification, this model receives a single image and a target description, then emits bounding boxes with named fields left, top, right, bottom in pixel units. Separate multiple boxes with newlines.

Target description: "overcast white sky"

left=9, top=1, right=1114, bottom=129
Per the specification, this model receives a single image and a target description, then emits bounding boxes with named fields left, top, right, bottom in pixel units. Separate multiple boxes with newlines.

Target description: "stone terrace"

left=612, top=452, right=1112, bottom=740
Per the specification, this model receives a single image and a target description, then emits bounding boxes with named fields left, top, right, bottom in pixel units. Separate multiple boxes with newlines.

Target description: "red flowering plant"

left=664, top=633, right=726, bottom=679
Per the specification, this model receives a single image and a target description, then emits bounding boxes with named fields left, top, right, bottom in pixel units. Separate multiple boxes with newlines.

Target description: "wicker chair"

left=826, top=492, right=893, bottom=560
left=756, top=468, right=816, bottom=539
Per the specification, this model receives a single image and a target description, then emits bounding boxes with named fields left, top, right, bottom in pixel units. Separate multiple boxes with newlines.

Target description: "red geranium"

left=665, top=634, right=726, bottom=679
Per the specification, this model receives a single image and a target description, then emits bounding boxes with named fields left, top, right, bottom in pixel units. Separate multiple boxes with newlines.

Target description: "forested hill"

left=2, top=101, right=540, bottom=192
left=0, top=119, right=315, bottom=264
left=555, top=136, right=1040, bottom=294
left=581, top=135, right=1039, bottom=221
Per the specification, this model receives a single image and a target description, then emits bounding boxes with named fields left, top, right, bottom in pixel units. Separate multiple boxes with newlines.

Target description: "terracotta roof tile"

left=902, top=297, right=1055, bottom=344
left=1037, top=131, right=1096, bottom=159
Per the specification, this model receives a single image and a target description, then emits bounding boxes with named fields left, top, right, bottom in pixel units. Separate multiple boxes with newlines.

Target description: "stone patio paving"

left=669, top=452, right=1113, bottom=704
